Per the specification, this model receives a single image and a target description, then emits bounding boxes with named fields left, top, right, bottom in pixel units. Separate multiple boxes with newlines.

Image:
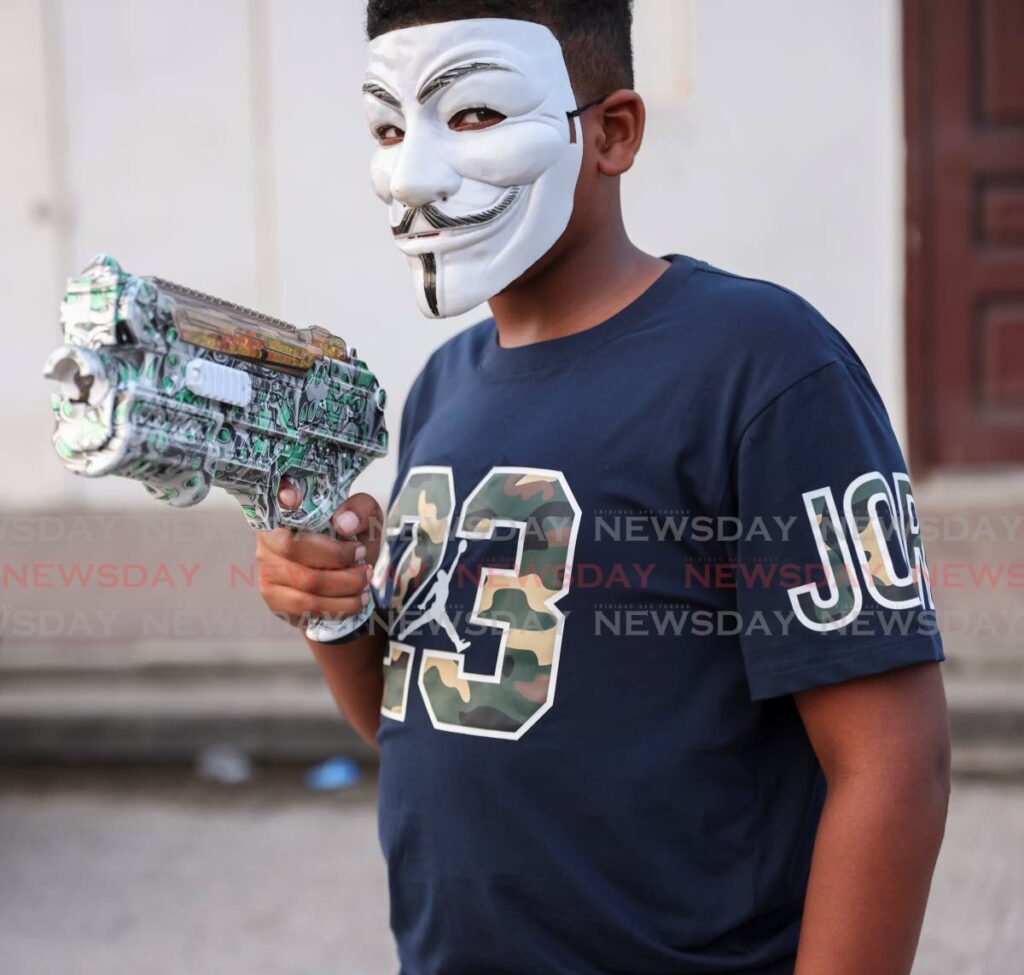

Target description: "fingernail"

left=365, top=564, right=374, bottom=582
left=354, top=545, right=367, bottom=562
left=360, top=590, right=370, bottom=605
left=334, top=510, right=359, bottom=534
left=280, top=487, right=299, bottom=508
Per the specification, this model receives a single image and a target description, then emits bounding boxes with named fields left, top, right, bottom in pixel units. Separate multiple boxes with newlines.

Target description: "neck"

left=486, top=211, right=668, bottom=349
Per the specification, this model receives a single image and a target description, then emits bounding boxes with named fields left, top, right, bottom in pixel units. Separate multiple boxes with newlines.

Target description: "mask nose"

left=389, top=125, right=462, bottom=208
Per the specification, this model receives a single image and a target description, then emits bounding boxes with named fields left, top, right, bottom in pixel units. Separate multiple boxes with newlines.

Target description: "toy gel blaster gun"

left=43, top=256, right=388, bottom=641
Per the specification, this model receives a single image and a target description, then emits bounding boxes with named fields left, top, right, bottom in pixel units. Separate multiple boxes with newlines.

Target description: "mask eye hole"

left=448, top=107, right=506, bottom=132
left=375, top=124, right=405, bottom=146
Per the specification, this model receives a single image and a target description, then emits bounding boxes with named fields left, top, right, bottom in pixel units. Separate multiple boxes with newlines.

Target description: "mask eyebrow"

left=417, top=61, right=511, bottom=104
left=362, top=81, right=401, bottom=109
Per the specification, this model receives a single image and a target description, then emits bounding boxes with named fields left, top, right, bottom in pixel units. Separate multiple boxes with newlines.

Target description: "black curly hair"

left=365, top=0, right=634, bottom=99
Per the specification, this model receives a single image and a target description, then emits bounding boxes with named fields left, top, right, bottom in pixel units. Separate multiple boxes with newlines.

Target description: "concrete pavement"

left=0, top=769, right=1020, bottom=975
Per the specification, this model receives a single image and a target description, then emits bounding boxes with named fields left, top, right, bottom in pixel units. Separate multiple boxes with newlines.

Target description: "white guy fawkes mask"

left=364, top=18, right=585, bottom=318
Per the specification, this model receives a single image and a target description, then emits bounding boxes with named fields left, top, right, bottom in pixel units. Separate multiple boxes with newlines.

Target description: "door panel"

left=905, top=0, right=1024, bottom=469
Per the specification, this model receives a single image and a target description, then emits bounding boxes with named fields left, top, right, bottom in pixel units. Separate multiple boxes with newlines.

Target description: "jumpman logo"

left=397, top=539, right=470, bottom=652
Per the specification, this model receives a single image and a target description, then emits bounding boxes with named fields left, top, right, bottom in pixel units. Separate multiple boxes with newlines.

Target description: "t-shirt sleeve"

left=732, top=359, right=944, bottom=700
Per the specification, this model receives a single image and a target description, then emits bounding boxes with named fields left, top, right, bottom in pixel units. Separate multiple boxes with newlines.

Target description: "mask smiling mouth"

left=391, top=185, right=523, bottom=239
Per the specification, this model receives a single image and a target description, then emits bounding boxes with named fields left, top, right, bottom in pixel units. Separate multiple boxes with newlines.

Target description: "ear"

left=592, top=90, right=647, bottom=177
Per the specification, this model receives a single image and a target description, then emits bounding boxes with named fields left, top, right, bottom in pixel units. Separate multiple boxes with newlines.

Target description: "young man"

left=256, top=2, right=951, bottom=973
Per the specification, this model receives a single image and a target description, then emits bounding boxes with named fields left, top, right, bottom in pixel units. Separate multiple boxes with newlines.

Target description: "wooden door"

left=905, top=0, right=1024, bottom=470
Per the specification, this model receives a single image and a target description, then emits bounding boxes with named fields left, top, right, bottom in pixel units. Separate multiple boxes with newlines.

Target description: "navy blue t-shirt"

left=372, top=255, right=943, bottom=975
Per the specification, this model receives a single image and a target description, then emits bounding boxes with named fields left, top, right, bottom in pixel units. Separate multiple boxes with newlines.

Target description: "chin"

left=403, top=190, right=576, bottom=319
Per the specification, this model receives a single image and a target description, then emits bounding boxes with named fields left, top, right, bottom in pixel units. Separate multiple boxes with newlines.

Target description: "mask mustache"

left=392, top=185, right=522, bottom=237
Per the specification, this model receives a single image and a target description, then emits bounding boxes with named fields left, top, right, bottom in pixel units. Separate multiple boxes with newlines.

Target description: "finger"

left=267, top=585, right=370, bottom=623
left=278, top=477, right=301, bottom=511
left=262, top=561, right=373, bottom=598
left=260, top=528, right=360, bottom=569
left=332, top=492, right=382, bottom=536
left=332, top=492, right=385, bottom=556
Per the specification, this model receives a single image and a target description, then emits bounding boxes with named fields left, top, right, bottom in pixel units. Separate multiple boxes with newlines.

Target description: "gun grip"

left=276, top=470, right=376, bottom=643
left=305, top=600, right=375, bottom=643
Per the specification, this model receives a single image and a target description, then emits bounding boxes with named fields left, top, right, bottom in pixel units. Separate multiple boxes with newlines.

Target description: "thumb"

left=278, top=477, right=301, bottom=511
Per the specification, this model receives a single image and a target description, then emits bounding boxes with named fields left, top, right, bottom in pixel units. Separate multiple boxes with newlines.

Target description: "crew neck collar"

left=477, top=254, right=698, bottom=378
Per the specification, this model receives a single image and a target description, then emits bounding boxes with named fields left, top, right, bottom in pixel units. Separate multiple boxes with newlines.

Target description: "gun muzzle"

left=43, top=342, right=122, bottom=469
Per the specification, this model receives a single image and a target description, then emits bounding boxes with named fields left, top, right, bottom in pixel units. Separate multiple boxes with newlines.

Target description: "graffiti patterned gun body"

left=43, top=256, right=388, bottom=641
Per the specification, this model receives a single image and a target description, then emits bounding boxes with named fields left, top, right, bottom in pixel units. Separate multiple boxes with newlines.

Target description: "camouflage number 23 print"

left=375, top=467, right=580, bottom=740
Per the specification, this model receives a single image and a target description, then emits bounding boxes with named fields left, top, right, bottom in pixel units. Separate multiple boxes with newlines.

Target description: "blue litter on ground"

left=305, top=756, right=361, bottom=791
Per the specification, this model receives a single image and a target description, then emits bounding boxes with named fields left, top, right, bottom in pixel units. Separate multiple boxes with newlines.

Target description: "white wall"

left=1, top=0, right=903, bottom=511
left=632, top=0, right=904, bottom=427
